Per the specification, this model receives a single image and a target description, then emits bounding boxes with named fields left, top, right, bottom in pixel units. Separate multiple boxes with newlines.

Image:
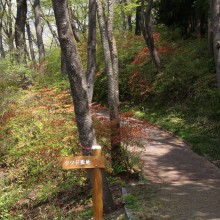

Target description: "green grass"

left=132, top=106, right=220, bottom=161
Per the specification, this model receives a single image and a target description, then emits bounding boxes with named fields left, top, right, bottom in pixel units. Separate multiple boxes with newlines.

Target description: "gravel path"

left=140, top=124, right=220, bottom=219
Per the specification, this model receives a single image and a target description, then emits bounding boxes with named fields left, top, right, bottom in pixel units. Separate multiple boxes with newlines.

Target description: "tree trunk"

left=26, top=22, right=36, bottom=64
left=86, top=0, right=96, bottom=104
left=4, top=0, right=15, bottom=60
left=52, top=0, right=116, bottom=213
left=15, top=0, right=27, bottom=63
left=120, top=0, right=127, bottom=33
left=208, top=15, right=213, bottom=54
left=141, top=0, right=161, bottom=70
left=0, top=20, right=5, bottom=59
left=107, top=0, right=121, bottom=170
left=33, top=0, right=45, bottom=62
left=68, top=7, right=80, bottom=43
left=96, top=0, right=123, bottom=172
left=0, top=1, right=5, bottom=59
left=41, top=9, right=60, bottom=46
left=135, top=4, right=141, bottom=35
left=61, top=50, right=68, bottom=74
left=128, top=14, right=132, bottom=32
left=210, top=0, right=220, bottom=93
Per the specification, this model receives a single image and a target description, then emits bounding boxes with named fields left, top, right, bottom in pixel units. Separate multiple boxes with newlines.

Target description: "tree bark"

left=0, top=24, right=4, bottom=59
left=210, top=0, right=220, bottom=93
left=135, top=4, right=141, bottom=35
left=96, top=0, right=122, bottom=172
left=52, top=0, right=116, bottom=213
left=86, top=0, right=96, bottom=103
left=15, top=0, right=27, bottom=63
left=0, top=21, right=4, bottom=59
left=68, top=7, right=80, bottom=43
left=128, top=14, right=132, bottom=32
left=120, top=0, right=127, bottom=33
left=0, top=1, right=5, bottom=58
left=26, top=22, right=36, bottom=64
left=141, top=0, right=161, bottom=70
left=40, top=9, right=60, bottom=46
left=2, top=0, right=14, bottom=59
left=33, top=0, right=45, bottom=62
left=208, top=15, right=213, bottom=54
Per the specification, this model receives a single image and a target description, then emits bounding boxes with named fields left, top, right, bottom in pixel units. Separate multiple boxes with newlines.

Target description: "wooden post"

left=92, top=145, right=103, bottom=220
left=57, top=145, right=104, bottom=219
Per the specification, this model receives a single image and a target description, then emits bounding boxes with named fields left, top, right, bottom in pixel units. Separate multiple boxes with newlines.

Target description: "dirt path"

left=93, top=110, right=220, bottom=219
left=139, top=124, right=220, bottom=219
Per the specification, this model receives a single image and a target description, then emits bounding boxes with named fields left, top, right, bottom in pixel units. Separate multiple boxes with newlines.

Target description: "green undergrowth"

left=123, top=181, right=162, bottom=219
left=94, top=28, right=220, bottom=163
left=0, top=83, right=92, bottom=219
left=133, top=105, right=220, bottom=162
left=0, top=59, right=132, bottom=219
left=1, top=25, right=220, bottom=219
left=0, top=83, right=132, bottom=218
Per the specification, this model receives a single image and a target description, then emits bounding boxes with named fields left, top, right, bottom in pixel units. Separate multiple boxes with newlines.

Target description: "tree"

left=33, top=0, right=45, bottom=62
left=210, top=0, right=220, bottom=92
left=0, top=1, right=6, bottom=58
left=157, top=0, right=208, bottom=37
left=40, top=8, right=59, bottom=46
left=96, top=0, right=123, bottom=171
left=2, top=0, right=15, bottom=59
left=52, top=0, right=116, bottom=213
left=26, top=21, right=36, bottom=64
left=141, top=0, right=161, bottom=70
left=135, top=3, right=141, bottom=35
left=86, top=0, right=96, bottom=103
left=15, top=0, right=27, bottom=63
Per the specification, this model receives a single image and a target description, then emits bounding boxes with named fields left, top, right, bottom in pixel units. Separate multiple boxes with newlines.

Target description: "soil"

left=130, top=122, right=220, bottom=220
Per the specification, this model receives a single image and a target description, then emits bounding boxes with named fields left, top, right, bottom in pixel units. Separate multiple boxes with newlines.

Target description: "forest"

left=0, top=0, right=220, bottom=219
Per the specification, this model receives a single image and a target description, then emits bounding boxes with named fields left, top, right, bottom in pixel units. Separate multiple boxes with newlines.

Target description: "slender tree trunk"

left=128, top=14, right=132, bottom=32
left=208, top=15, right=213, bottom=54
left=52, top=0, right=116, bottom=213
left=96, top=0, right=122, bottom=172
left=210, top=0, right=220, bottom=92
left=4, top=0, right=14, bottom=60
left=86, top=0, right=96, bottom=104
left=15, top=0, right=27, bottom=63
left=120, top=0, right=127, bottom=33
left=26, top=22, right=36, bottom=64
left=68, top=7, right=80, bottom=43
left=40, top=9, right=59, bottom=46
left=33, top=0, right=45, bottom=62
left=0, top=2, right=5, bottom=59
left=0, top=21, right=5, bottom=59
left=135, top=4, right=141, bottom=35
left=107, top=0, right=119, bottom=110
left=141, top=0, right=161, bottom=70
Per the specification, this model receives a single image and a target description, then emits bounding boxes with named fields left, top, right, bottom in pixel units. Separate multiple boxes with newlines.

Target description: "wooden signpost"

left=57, top=145, right=104, bottom=220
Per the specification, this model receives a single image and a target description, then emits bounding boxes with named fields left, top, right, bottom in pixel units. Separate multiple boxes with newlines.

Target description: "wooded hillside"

left=0, top=0, right=220, bottom=219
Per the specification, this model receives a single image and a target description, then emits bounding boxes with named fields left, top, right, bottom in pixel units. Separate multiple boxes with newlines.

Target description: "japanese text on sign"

left=57, top=156, right=105, bottom=169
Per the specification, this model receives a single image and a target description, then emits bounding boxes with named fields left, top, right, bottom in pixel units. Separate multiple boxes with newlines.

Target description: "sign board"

left=57, top=156, right=105, bottom=170
left=57, top=145, right=104, bottom=219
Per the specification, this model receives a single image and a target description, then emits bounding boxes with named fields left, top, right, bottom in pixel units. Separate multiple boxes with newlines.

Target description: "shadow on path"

left=92, top=109, right=220, bottom=219
left=140, top=126, right=220, bottom=219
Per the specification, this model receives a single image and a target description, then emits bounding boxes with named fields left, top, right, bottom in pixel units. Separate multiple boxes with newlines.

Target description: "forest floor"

left=121, top=116, right=220, bottom=219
